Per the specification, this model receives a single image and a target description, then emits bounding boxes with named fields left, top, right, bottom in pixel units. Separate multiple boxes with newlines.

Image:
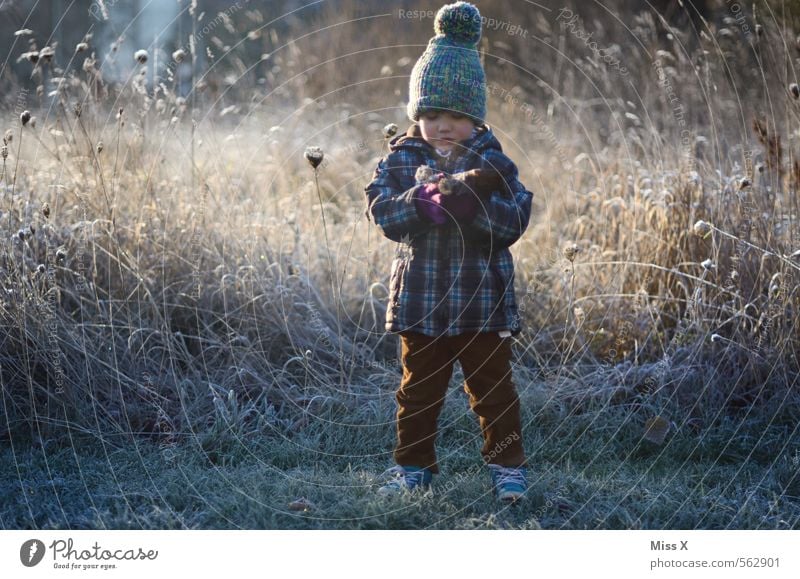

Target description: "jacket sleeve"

left=364, top=151, right=433, bottom=243
left=463, top=150, right=533, bottom=250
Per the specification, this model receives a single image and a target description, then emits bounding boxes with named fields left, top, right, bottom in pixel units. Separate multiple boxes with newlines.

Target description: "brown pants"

left=393, top=330, right=526, bottom=474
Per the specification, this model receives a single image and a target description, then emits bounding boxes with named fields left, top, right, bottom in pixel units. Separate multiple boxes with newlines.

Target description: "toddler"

left=364, top=1, right=534, bottom=503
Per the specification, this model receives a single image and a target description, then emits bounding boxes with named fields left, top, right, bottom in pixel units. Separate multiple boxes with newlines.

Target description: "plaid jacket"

left=365, top=123, right=533, bottom=337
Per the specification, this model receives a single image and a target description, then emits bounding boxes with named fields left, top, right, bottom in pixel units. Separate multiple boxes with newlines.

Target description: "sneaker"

left=488, top=464, right=528, bottom=503
left=377, top=465, right=433, bottom=495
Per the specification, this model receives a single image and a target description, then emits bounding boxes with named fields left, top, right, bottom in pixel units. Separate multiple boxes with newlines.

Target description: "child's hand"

left=414, top=182, right=447, bottom=224
left=450, top=168, right=506, bottom=199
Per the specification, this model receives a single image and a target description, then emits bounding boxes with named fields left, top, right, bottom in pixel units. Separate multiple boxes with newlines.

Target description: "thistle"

left=304, top=146, right=324, bottom=169
left=693, top=219, right=712, bottom=238
left=415, top=164, right=437, bottom=184
left=563, top=243, right=580, bottom=262
left=382, top=123, right=398, bottom=138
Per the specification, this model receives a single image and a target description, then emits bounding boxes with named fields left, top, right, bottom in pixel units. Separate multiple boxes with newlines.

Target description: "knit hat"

left=407, top=1, right=487, bottom=124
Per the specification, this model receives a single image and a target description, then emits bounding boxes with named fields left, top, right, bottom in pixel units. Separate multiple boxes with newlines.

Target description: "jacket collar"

left=388, top=122, right=501, bottom=154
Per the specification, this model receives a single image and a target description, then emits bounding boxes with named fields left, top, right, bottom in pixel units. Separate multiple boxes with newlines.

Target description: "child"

left=364, top=1, right=534, bottom=503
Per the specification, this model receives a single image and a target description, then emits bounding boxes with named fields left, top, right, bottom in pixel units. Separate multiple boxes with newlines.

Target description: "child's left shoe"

left=487, top=464, right=528, bottom=503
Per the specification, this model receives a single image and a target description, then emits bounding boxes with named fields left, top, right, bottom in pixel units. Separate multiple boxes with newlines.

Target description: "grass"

left=2, top=380, right=797, bottom=529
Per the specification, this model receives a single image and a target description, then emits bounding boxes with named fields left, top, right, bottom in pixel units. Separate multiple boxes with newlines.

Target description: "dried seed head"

left=710, top=333, right=722, bottom=343
left=1, top=145, right=7, bottom=160
left=56, top=247, right=67, bottom=261
left=29, top=223, right=35, bottom=235
left=563, top=243, right=580, bottom=262
left=303, top=146, right=324, bottom=169
left=4, top=129, right=13, bottom=144
left=39, top=46, right=54, bottom=62
left=438, top=177, right=458, bottom=196
left=701, top=258, right=715, bottom=270
left=755, top=24, right=763, bottom=37
left=42, top=202, right=50, bottom=219
left=22, top=51, right=39, bottom=64
left=17, top=229, right=26, bottom=241
left=15, top=29, right=34, bottom=36
left=172, top=48, right=186, bottom=63
left=739, top=177, right=751, bottom=189
left=28, top=116, right=36, bottom=128
left=135, top=49, right=148, bottom=64
left=75, top=42, right=89, bottom=53
left=74, top=103, right=82, bottom=117
left=791, top=83, right=800, bottom=99
left=415, top=164, right=436, bottom=184
left=693, top=219, right=712, bottom=238
left=37, top=264, right=46, bottom=275
left=96, top=141, right=103, bottom=153
left=20, top=110, right=31, bottom=126
left=383, top=123, right=398, bottom=138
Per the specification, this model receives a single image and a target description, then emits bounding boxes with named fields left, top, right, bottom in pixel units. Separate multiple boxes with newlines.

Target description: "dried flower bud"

left=1, top=146, right=7, bottom=160
left=17, top=229, right=26, bottom=241
left=693, top=219, right=712, bottom=238
left=303, top=146, right=324, bottom=169
left=56, top=247, right=67, bottom=261
left=4, top=129, right=13, bottom=144
left=382, top=123, right=398, bottom=138
left=74, top=103, right=82, bottom=117
left=135, top=49, right=148, bottom=64
left=96, top=141, right=103, bottom=153
left=39, top=46, right=54, bottom=62
left=563, top=244, right=580, bottom=262
left=42, top=202, right=50, bottom=219
left=37, top=264, right=46, bottom=275
left=415, top=164, right=437, bottom=184
left=20, top=110, right=31, bottom=126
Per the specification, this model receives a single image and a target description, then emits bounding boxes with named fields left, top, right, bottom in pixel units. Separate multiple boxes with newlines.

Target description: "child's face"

left=418, top=110, right=475, bottom=152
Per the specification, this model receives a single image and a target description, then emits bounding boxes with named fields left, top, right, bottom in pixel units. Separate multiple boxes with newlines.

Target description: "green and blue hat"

left=407, top=1, right=487, bottom=124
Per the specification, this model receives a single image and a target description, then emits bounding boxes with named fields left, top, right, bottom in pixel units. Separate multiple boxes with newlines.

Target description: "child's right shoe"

left=488, top=464, right=528, bottom=503
left=377, top=465, right=433, bottom=495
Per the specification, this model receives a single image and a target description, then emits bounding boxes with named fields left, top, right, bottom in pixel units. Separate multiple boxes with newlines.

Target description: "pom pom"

left=434, top=1, right=482, bottom=45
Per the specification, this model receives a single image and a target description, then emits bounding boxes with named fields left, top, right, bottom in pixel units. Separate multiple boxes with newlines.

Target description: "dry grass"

left=0, top=1, right=798, bottom=457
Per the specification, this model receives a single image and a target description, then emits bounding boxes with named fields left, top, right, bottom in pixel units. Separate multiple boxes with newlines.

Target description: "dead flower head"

left=693, top=219, right=712, bottom=238
left=76, top=42, right=89, bottom=53
left=135, top=49, right=148, bottom=64
left=383, top=123, right=398, bottom=138
left=304, top=146, right=324, bottom=169
left=172, top=48, right=186, bottom=63
left=42, top=202, right=50, bottom=219
left=564, top=243, right=580, bottom=262
left=20, top=111, right=31, bottom=126
left=39, top=46, right=54, bottom=63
